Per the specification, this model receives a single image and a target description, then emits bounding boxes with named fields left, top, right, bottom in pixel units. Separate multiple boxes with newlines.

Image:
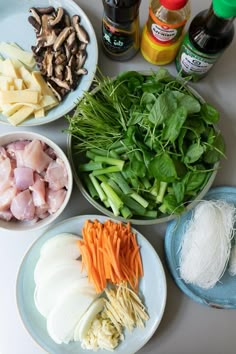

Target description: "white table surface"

left=1, top=0, right=236, bottom=353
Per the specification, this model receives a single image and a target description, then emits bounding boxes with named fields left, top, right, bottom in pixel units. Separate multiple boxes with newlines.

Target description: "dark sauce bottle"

left=102, top=0, right=141, bottom=61
left=176, top=0, right=236, bottom=80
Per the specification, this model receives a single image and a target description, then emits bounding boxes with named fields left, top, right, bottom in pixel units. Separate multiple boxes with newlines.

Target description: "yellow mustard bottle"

left=141, top=0, right=191, bottom=65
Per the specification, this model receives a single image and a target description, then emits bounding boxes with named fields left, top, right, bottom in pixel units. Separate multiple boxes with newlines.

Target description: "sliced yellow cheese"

left=0, top=42, right=35, bottom=68
left=2, top=103, right=23, bottom=116
left=7, top=105, right=34, bottom=125
left=39, top=95, right=56, bottom=108
left=34, top=108, right=45, bottom=118
left=0, top=75, right=13, bottom=84
left=13, top=78, right=24, bottom=90
left=0, top=90, right=39, bottom=104
left=1, top=58, right=19, bottom=78
left=0, top=80, right=10, bottom=91
left=18, top=66, right=41, bottom=90
left=32, top=71, right=58, bottom=104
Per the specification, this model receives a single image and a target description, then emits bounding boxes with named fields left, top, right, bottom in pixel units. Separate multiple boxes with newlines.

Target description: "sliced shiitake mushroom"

left=29, top=6, right=90, bottom=101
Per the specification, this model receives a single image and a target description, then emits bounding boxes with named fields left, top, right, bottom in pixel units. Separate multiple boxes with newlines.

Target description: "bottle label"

left=176, top=35, right=220, bottom=79
left=102, top=18, right=137, bottom=55
left=147, top=7, right=186, bottom=44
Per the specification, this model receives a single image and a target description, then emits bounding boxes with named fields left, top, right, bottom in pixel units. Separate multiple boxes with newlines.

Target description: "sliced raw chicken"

left=45, top=147, right=57, bottom=159
left=45, top=158, right=68, bottom=191
left=0, top=147, right=7, bottom=161
left=15, top=150, right=25, bottom=167
left=30, top=173, right=46, bottom=206
left=47, top=283, right=98, bottom=344
left=0, top=158, right=13, bottom=192
left=35, top=205, right=49, bottom=220
left=6, top=140, right=30, bottom=160
left=10, top=189, right=35, bottom=220
left=46, top=188, right=66, bottom=214
left=0, top=210, right=13, bottom=221
left=0, top=187, right=17, bottom=211
left=23, top=140, right=52, bottom=173
left=34, top=262, right=89, bottom=317
left=14, top=167, right=34, bottom=191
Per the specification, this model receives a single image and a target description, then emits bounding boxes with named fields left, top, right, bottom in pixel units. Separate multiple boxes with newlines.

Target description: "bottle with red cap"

left=140, top=0, right=191, bottom=65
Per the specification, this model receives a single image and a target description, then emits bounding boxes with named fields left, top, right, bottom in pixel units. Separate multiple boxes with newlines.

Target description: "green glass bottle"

left=175, top=0, right=236, bottom=81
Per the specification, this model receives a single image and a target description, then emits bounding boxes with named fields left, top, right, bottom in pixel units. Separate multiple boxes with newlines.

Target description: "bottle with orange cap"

left=140, top=0, right=191, bottom=65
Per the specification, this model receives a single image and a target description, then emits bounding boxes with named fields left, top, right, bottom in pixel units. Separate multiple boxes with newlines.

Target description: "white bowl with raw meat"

left=0, top=131, right=73, bottom=231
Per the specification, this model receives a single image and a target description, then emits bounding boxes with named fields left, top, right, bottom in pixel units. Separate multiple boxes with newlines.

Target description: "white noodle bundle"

left=179, top=200, right=236, bottom=289
left=228, top=244, right=236, bottom=276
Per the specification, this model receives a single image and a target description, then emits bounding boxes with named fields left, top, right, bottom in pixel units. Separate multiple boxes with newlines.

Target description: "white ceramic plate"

left=16, top=215, right=167, bottom=354
left=0, top=0, right=98, bottom=126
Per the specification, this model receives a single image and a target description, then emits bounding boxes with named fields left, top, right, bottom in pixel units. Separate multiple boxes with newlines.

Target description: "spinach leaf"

left=127, top=155, right=146, bottom=178
left=172, top=181, right=185, bottom=203
left=178, top=128, right=187, bottom=155
left=201, top=103, right=220, bottom=124
left=159, top=193, right=185, bottom=214
left=140, top=92, right=156, bottom=111
left=162, top=106, right=188, bottom=143
left=128, top=110, right=144, bottom=126
left=203, top=132, right=225, bottom=164
left=184, top=143, right=205, bottom=164
left=179, top=94, right=201, bottom=114
left=148, top=91, right=178, bottom=125
left=185, top=171, right=208, bottom=192
left=148, top=152, right=177, bottom=182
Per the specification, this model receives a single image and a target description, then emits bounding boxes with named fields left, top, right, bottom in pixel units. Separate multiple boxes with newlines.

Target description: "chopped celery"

left=92, top=166, right=123, bottom=176
left=121, top=206, right=133, bottom=219
left=94, top=155, right=125, bottom=169
left=83, top=174, right=98, bottom=199
left=101, top=182, right=123, bottom=210
left=89, top=174, right=106, bottom=202
left=131, top=192, right=149, bottom=208
left=156, top=181, right=168, bottom=203
left=110, top=172, right=132, bottom=195
left=96, top=174, right=109, bottom=183
left=79, top=161, right=104, bottom=172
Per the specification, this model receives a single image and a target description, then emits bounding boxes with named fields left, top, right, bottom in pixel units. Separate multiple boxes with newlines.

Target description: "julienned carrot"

left=77, top=219, right=144, bottom=293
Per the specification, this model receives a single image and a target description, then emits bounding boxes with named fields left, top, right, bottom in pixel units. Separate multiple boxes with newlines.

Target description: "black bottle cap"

left=103, top=0, right=141, bottom=22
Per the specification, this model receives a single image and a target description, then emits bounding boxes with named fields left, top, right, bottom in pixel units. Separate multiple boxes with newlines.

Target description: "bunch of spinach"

left=68, top=69, right=225, bottom=219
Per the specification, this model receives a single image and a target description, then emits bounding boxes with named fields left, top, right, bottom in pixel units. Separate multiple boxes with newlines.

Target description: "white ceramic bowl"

left=0, top=131, right=73, bottom=231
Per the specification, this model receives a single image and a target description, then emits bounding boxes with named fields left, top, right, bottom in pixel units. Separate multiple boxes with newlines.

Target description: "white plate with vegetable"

left=16, top=215, right=167, bottom=354
left=164, top=186, right=236, bottom=309
left=0, top=0, right=98, bottom=126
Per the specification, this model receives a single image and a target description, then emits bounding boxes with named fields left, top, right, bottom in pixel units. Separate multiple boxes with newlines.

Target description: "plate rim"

left=164, top=185, right=236, bottom=309
left=16, top=214, right=167, bottom=353
left=0, top=0, right=98, bottom=127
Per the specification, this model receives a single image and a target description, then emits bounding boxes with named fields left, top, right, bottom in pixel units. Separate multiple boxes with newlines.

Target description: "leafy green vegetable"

left=184, top=143, right=205, bottom=164
left=201, top=103, right=220, bottom=124
left=68, top=69, right=225, bottom=220
left=148, top=152, right=177, bottom=182
left=162, top=106, right=188, bottom=143
left=148, top=91, right=178, bottom=125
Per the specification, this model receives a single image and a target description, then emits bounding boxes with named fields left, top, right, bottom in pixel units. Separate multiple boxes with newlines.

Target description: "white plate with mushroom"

left=0, top=0, right=98, bottom=126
